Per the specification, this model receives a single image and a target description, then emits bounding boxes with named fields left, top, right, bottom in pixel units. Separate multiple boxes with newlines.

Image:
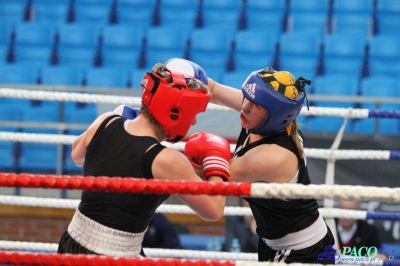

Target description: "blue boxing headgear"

left=242, top=67, right=311, bottom=136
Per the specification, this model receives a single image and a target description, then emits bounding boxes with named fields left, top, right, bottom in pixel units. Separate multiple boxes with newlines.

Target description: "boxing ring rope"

left=1, top=88, right=400, bottom=265
left=0, top=195, right=399, bottom=221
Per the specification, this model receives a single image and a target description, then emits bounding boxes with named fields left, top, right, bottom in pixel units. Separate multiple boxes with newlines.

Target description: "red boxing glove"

left=184, top=132, right=231, bottom=181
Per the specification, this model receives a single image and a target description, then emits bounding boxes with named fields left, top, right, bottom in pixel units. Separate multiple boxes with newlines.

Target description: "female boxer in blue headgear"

left=167, top=59, right=335, bottom=264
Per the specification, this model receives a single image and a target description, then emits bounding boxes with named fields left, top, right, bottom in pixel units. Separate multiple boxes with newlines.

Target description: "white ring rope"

left=0, top=88, right=378, bottom=117
left=0, top=195, right=368, bottom=220
left=0, top=131, right=393, bottom=160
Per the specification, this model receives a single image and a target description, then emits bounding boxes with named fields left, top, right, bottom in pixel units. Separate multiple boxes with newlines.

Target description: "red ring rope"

left=0, top=251, right=235, bottom=266
left=0, top=173, right=252, bottom=196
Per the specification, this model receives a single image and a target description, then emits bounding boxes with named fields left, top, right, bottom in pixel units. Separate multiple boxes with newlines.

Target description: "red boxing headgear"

left=141, top=70, right=210, bottom=143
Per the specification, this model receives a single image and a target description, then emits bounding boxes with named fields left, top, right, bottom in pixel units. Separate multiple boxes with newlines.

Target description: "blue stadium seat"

left=0, top=141, right=17, bottom=171
left=13, top=22, right=57, bottom=66
left=40, top=66, right=84, bottom=86
left=331, top=14, right=372, bottom=36
left=0, top=1, right=28, bottom=23
left=220, top=71, right=249, bottom=89
left=202, top=0, right=242, bottom=14
left=130, top=69, right=145, bottom=89
left=73, top=0, right=113, bottom=25
left=85, top=67, right=130, bottom=88
left=0, top=21, right=14, bottom=49
left=116, top=0, right=156, bottom=27
left=332, top=0, right=374, bottom=16
left=18, top=105, right=61, bottom=173
left=376, top=0, right=400, bottom=15
left=304, top=74, right=360, bottom=133
left=188, top=28, right=234, bottom=74
left=101, top=24, right=145, bottom=70
left=144, top=26, right=189, bottom=69
left=288, top=13, right=328, bottom=34
left=233, top=29, right=278, bottom=72
left=322, top=33, right=367, bottom=76
left=31, top=0, right=71, bottom=24
left=244, top=0, right=286, bottom=31
left=0, top=63, right=40, bottom=84
left=289, top=0, right=330, bottom=15
left=368, top=60, right=400, bottom=77
left=375, top=14, right=400, bottom=35
left=368, top=35, right=400, bottom=71
left=353, top=75, right=400, bottom=135
left=159, top=0, right=198, bottom=28
left=201, top=10, right=241, bottom=33
left=56, top=23, right=102, bottom=69
left=277, top=31, right=322, bottom=75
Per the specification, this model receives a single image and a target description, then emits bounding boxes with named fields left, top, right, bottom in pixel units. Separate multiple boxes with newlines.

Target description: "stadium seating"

left=0, top=63, right=40, bottom=84
left=220, top=71, right=249, bottom=89
left=73, top=0, right=113, bottom=25
left=367, top=34, right=400, bottom=78
left=277, top=31, right=323, bottom=77
left=304, top=73, right=360, bottom=133
left=332, top=0, right=375, bottom=16
left=101, top=24, right=145, bottom=70
left=144, top=26, right=189, bottom=69
left=13, top=22, right=57, bottom=66
left=289, top=0, right=331, bottom=15
left=244, top=0, right=286, bottom=32
left=287, top=13, right=328, bottom=34
left=116, top=0, right=156, bottom=27
left=322, top=33, right=367, bottom=76
left=0, top=1, right=29, bottom=23
left=233, top=29, right=278, bottom=72
left=353, top=75, right=400, bottom=135
left=56, top=23, right=102, bottom=69
left=158, top=0, right=199, bottom=29
left=188, top=28, right=234, bottom=74
left=30, top=0, right=71, bottom=24
left=85, top=67, right=130, bottom=88
left=40, top=66, right=84, bottom=86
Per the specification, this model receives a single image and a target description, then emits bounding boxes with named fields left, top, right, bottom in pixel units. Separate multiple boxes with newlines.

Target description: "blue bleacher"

left=188, top=27, right=234, bottom=74
left=158, top=0, right=199, bottom=29
left=0, top=1, right=29, bottom=23
left=244, top=0, right=286, bottom=32
left=288, top=13, right=328, bottom=35
left=115, top=0, right=156, bottom=27
left=13, top=22, right=57, bottom=67
left=353, top=75, right=400, bottom=135
left=73, top=0, right=113, bottom=25
left=144, top=25, right=190, bottom=69
left=55, top=23, right=102, bottom=69
left=85, top=67, right=130, bottom=88
left=30, top=0, right=71, bottom=24
left=101, top=24, right=145, bottom=70
left=233, top=29, right=278, bottom=72
left=304, top=73, right=360, bottom=133
left=367, top=34, right=400, bottom=78
left=322, top=32, right=367, bottom=76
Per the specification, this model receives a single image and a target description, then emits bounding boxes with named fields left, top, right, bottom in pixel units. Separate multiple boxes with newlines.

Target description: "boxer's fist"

left=165, top=58, right=208, bottom=85
left=113, top=105, right=139, bottom=119
left=185, top=132, right=231, bottom=181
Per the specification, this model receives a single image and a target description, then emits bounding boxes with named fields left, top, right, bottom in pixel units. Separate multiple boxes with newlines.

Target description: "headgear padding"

left=141, top=70, right=210, bottom=143
left=242, top=67, right=307, bottom=136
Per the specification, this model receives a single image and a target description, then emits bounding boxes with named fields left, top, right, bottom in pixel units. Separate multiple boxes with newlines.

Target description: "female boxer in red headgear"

left=57, top=63, right=231, bottom=257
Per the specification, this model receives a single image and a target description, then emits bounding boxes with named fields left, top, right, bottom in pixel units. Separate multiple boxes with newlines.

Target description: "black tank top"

left=78, top=115, right=169, bottom=233
left=234, top=128, right=320, bottom=240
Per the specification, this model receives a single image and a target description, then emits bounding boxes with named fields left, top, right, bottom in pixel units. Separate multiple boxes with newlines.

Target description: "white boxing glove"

left=165, top=58, right=208, bottom=85
left=113, top=105, right=139, bottom=120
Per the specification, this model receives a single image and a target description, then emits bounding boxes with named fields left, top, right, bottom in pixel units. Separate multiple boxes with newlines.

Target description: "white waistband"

left=68, top=209, right=146, bottom=257
left=262, top=214, right=327, bottom=251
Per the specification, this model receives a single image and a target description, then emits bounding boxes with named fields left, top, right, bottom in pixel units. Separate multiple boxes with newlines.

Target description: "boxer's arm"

left=208, top=77, right=243, bottom=112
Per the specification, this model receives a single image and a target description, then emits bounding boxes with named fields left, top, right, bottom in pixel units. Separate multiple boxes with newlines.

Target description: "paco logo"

left=243, top=83, right=256, bottom=99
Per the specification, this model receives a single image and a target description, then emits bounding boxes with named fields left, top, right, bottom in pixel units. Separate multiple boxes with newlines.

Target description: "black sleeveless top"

left=234, top=128, right=320, bottom=240
left=78, top=115, right=169, bottom=233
